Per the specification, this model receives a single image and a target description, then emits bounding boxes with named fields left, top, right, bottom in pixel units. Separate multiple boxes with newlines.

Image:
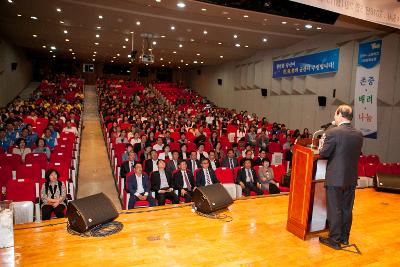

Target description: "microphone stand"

left=311, top=129, right=325, bottom=150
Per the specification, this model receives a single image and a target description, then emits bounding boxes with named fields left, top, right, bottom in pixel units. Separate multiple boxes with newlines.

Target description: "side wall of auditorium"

left=0, top=38, right=32, bottom=107
left=188, top=32, right=400, bottom=162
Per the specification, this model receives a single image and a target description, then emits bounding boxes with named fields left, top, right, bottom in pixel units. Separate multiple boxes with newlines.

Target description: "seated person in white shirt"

left=208, top=150, right=220, bottom=170
left=127, top=162, right=156, bottom=209
left=150, top=160, right=180, bottom=206
left=120, top=151, right=137, bottom=179
left=173, top=160, right=196, bottom=203
left=62, top=120, right=79, bottom=136
left=144, top=150, right=159, bottom=174
left=152, top=137, right=164, bottom=151
left=130, top=131, right=141, bottom=146
left=241, top=144, right=254, bottom=158
left=158, top=144, right=172, bottom=160
left=195, top=158, right=220, bottom=187
left=116, top=129, right=129, bottom=144
left=196, top=143, right=209, bottom=160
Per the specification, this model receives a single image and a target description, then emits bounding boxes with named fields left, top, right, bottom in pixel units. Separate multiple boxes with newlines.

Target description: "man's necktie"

left=229, top=158, right=233, bottom=169
left=183, top=171, right=191, bottom=191
left=205, top=170, right=212, bottom=185
left=246, top=169, right=253, bottom=182
left=192, top=160, right=196, bottom=175
left=130, top=162, right=134, bottom=172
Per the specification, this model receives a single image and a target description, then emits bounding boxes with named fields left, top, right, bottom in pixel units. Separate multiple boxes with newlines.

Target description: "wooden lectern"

left=286, top=144, right=327, bottom=240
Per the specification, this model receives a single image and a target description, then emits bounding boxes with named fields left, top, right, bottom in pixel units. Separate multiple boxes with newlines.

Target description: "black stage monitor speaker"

left=192, top=183, right=233, bottom=214
left=375, top=173, right=400, bottom=193
left=318, top=96, right=327, bottom=107
left=217, top=78, right=222, bottom=85
left=261, top=88, right=268, bottom=96
left=67, top=193, right=119, bottom=233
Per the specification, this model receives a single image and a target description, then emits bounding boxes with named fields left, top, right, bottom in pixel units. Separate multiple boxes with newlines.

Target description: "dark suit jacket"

left=133, top=142, right=146, bottom=154
left=319, top=123, right=363, bottom=187
left=236, top=167, right=258, bottom=186
left=150, top=171, right=174, bottom=192
left=253, top=157, right=267, bottom=166
left=209, top=159, right=220, bottom=169
left=186, top=159, right=200, bottom=174
left=221, top=157, right=239, bottom=168
left=145, top=159, right=158, bottom=174
left=173, top=170, right=195, bottom=191
left=195, top=168, right=220, bottom=187
left=166, top=159, right=179, bottom=175
left=240, top=157, right=254, bottom=167
left=179, top=152, right=189, bottom=160
left=127, top=173, right=151, bottom=195
left=120, top=160, right=135, bottom=178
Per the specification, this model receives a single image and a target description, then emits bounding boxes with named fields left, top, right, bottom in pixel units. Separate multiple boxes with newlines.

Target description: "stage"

left=1, top=188, right=399, bottom=266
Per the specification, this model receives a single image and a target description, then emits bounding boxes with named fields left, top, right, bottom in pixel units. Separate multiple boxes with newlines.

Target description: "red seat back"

left=25, top=153, right=48, bottom=169
left=16, top=163, right=43, bottom=182
left=5, top=179, right=36, bottom=202
left=0, top=165, right=13, bottom=188
left=215, top=167, right=234, bottom=183
left=0, top=154, right=22, bottom=170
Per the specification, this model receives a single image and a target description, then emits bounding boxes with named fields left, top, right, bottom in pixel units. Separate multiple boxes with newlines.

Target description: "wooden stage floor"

left=1, top=188, right=399, bottom=267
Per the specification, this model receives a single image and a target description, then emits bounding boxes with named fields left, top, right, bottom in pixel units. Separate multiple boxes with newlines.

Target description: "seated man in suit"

left=127, top=162, right=156, bottom=209
left=150, top=160, right=179, bottom=206
left=221, top=149, right=239, bottom=169
left=236, top=158, right=263, bottom=196
left=208, top=150, right=220, bottom=170
left=166, top=150, right=180, bottom=175
left=254, top=149, right=268, bottom=166
left=120, top=151, right=136, bottom=180
left=134, top=135, right=147, bottom=154
left=187, top=150, right=200, bottom=175
left=240, top=149, right=254, bottom=167
left=144, top=150, right=159, bottom=174
left=195, top=158, right=220, bottom=187
left=173, top=160, right=196, bottom=203
left=163, top=131, right=174, bottom=145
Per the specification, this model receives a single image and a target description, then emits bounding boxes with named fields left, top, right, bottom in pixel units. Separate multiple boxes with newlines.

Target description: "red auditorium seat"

left=359, top=155, right=367, bottom=165
left=5, top=179, right=36, bottom=202
left=365, top=163, right=378, bottom=177
left=270, top=164, right=290, bottom=192
left=0, top=165, right=13, bottom=189
left=25, top=153, right=48, bottom=170
left=215, top=167, right=234, bottom=183
left=268, top=142, right=282, bottom=153
left=391, top=163, right=400, bottom=175
left=50, top=152, right=72, bottom=164
left=16, top=163, right=43, bottom=182
left=366, top=155, right=380, bottom=165
left=357, top=161, right=366, bottom=177
left=0, top=153, right=22, bottom=170
left=377, top=163, right=392, bottom=174
left=47, top=162, right=70, bottom=180
left=187, top=142, right=197, bottom=152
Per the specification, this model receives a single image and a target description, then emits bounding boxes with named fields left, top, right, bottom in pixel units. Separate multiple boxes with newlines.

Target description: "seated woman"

left=40, top=169, right=67, bottom=220
left=116, top=129, right=129, bottom=144
left=12, top=138, right=31, bottom=162
left=122, top=144, right=138, bottom=162
left=158, top=144, right=172, bottom=160
left=214, top=141, right=225, bottom=160
left=196, top=143, right=209, bottom=160
left=33, top=138, right=51, bottom=160
left=179, top=143, right=189, bottom=160
left=257, top=158, right=280, bottom=194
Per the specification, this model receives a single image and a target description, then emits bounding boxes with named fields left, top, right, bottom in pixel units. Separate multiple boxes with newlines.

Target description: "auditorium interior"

left=0, top=0, right=399, bottom=266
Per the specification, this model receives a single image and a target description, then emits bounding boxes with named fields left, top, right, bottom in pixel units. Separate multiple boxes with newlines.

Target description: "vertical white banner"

left=354, top=40, right=381, bottom=139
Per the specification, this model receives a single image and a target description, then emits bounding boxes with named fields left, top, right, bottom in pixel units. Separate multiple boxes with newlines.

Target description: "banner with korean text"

left=272, top=48, right=339, bottom=78
left=354, top=40, right=381, bottom=139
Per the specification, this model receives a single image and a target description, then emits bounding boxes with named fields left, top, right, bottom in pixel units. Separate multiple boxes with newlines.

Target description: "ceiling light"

left=200, top=61, right=204, bottom=64
left=156, top=0, right=161, bottom=2
left=146, top=63, right=149, bottom=66
left=8, top=0, right=13, bottom=3
left=282, top=21, right=287, bottom=24
left=50, top=46, right=56, bottom=50
left=173, top=51, right=177, bottom=54
left=65, top=39, right=69, bottom=42
left=96, top=34, right=100, bottom=38
left=193, top=61, right=198, bottom=64
left=185, top=63, right=188, bottom=66
left=245, top=45, right=249, bottom=48
left=113, top=56, right=116, bottom=59
left=218, top=42, right=222, bottom=45
left=160, top=58, right=164, bottom=61
left=233, top=34, right=238, bottom=38
left=161, top=35, right=166, bottom=38
left=178, top=66, right=181, bottom=69
left=148, top=48, right=152, bottom=51
left=92, top=58, right=95, bottom=61
left=196, top=53, right=200, bottom=56
left=190, top=38, right=195, bottom=42
left=305, top=24, right=313, bottom=29
left=49, top=50, right=53, bottom=53
left=73, top=57, right=76, bottom=59
left=179, top=44, right=183, bottom=48
left=42, top=45, right=46, bottom=48
left=93, top=54, right=96, bottom=57
left=94, top=51, right=97, bottom=54
left=53, top=55, right=56, bottom=58
left=97, top=26, right=101, bottom=29
left=94, top=42, right=99, bottom=45
left=122, top=45, right=126, bottom=48
left=296, top=28, right=300, bottom=31
left=201, top=8, right=207, bottom=11
left=316, top=27, right=322, bottom=30
left=128, top=54, right=131, bottom=58
left=116, top=53, right=120, bottom=56
left=177, top=2, right=186, bottom=8
left=162, top=64, right=165, bottom=67
left=111, top=60, right=114, bottom=62
left=235, top=43, right=241, bottom=47
left=220, top=55, right=223, bottom=58
left=59, top=20, right=64, bottom=24
left=136, top=21, right=141, bottom=26
left=180, top=59, right=184, bottom=63
left=72, top=52, right=75, bottom=55
left=64, top=30, right=68, bottom=34
left=17, top=14, right=21, bottom=17
left=30, top=16, right=38, bottom=20
left=56, top=8, right=62, bottom=12
left=262, top=38, right=267, bottom=42
left=243, top=15, right=248, bottom=18
left=222, top=11, right=229, bottom=15
left=203, top=30, right=207, bottom=34
left=32, top=34, right=37, bottom=38
left=170, top=26, right=175, bottom=30
left=98, top=15, right=103, bottom=19
left=153, top=41, right=157, bottom=45
left=168, top=61, right=171, bottom=64
left=69, top=48, right=73, bottom=51
left=125, top=38, right=129, bottom=42
left=227, top=17, right=231, bottom=20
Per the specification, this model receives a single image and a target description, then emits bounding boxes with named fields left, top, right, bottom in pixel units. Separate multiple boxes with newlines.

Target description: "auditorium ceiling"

left=0, top=0, right=394, bottom=68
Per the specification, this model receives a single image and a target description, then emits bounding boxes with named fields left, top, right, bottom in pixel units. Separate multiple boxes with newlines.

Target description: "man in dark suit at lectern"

left=318, top=105, right=363, bottom=250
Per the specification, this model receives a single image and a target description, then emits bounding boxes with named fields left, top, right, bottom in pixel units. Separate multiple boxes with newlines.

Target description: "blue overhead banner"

left=272, top=48, right=340, bottom=78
